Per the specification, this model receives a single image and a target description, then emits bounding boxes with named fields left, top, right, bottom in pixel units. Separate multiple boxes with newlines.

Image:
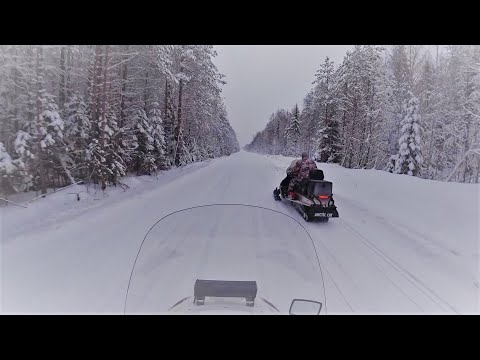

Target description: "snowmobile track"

left=338, top=218, right=459, bottom=314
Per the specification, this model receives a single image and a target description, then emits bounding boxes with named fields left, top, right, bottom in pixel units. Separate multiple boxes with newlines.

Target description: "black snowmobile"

left=273, top=169, right=339, bottom=222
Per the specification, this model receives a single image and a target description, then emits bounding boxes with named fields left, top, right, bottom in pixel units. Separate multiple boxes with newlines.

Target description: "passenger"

left=287, top=152, right=317, bottom=199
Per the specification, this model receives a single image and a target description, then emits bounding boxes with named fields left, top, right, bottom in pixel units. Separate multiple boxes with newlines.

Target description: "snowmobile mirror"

left=289, top=299, right=322, bottom=315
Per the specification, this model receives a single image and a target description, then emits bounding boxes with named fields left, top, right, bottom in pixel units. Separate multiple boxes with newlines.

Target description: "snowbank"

left=1, top=160, right=212, bottom=243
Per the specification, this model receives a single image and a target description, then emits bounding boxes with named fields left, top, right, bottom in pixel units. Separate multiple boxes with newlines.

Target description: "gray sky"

left=213, top=45, right=354, bottom=147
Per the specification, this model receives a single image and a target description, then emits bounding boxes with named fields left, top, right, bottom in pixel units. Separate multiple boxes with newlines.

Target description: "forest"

left=246, top=45, right=480, bottom=183
left=0, top=45, right=239, bottom=195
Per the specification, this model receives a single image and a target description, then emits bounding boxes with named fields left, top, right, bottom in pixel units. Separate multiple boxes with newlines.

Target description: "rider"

left=287, top=151, right=317, bottom=200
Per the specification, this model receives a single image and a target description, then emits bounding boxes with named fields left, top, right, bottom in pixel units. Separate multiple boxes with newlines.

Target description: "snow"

left=0, top=145, right=17, bottom=176
left=41, top=134, right=55, bottom=148
left=14, top=132, right=32, bottom=157
left=104, top=124, right=114, bottom=137
left=1, top=151, right=479, bottom=314
left=41, top=110, right=64, bottom=129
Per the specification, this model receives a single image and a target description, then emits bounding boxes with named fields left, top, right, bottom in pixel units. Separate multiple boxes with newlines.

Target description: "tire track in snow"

left=316, top=257, right=355, bottom=312
left=313, top=223, right=422, bottom=313
left=267, top=208, right=357, bottom=311
left=333, top=187, right=475, bottom=313
left=335, top=221, right=425, bottom=312
left=338, top=218, right=458, bottom=314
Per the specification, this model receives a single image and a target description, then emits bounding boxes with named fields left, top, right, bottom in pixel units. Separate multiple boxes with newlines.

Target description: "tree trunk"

left=120, top=44, right=129, bottom=129
left=174, top=66, right=184, bottom=166
left=58, top=154, right=76, bottom=185
left=91, top=46, right=101, bottom=122
left=164, top=78, right=169, bottom=117
left=463, top=115, right=471, bottom=182
left=100, top=45, right=109, bottom=189
left=102, top=45, right=109, bottom=115
left=350, top=99, right=358, bottom=168
left=59, top=46, right=66, bottom=108
left=12, top=46, right=19, bottom=134
left=35, top=46, right=47, bottom=195
left=95, top=45, right=104, bottom=123
left=144, top=70, right=149, bottom=111
left=476, top=158, right=480, bottom=183
left=323, top=104, right=329, bottom=162
left=445, top=150, right=472, bottom=182
left=101, top=45, right=109, bottom=147
left=66, top=45, right=72, bottom=98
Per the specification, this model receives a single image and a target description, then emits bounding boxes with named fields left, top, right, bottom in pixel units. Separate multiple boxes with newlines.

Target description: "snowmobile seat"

left=292, top=170, right=326, bottom=196
left=309, top=169, right=324, bottom=180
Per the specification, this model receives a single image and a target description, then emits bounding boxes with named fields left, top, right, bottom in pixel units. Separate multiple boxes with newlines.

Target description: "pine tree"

left=86, top=102, right=126, bottom=189
left=314, top=57, right=341, bottom=163
left=376, top=50, right=396, bottom=170
left=148, top=101, right=167, bottom=169
left=132, top=106, right=153, bottom=175
left=62, top=93, right=91, bottom=179
left=299, top=93, right=317, bottom=156
left=395, top=92, right=423, bottom=176
left=284, top=104, right=301, bottom=156
left=64, top=94, right=91, bottom=143
left=163, top=79, right=176, bottom=166
left=0, top=142, right=29, bottom=194
left=389, top=45, right=411, bottom=155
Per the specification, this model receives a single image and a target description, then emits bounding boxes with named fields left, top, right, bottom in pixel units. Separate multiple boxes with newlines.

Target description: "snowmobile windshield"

left=124, top=204, right=326, bottom=314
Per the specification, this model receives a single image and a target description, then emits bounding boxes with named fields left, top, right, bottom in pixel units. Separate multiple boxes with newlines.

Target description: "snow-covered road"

left=1, top=151, right=479, bottom=314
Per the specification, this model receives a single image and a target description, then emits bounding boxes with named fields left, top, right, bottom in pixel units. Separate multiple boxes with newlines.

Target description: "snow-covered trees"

left=246, top=45, right=480, bottom=183
left=0, top=142, right=15, bottom=177
left=284, top=104, right=301, bottom=156
left=0, top=45, right=239, bottom=195
left=0, top=142, right=29, bottom=194
left=333, top=46, right=386, bottom=169
left=245, top=109, right=289, bottom=155
left=148, top=101, right=167, bottom=169
left=133, top=102, right=167, bottom=175
left=395, top=92, right=423, bottom=176
left=313, top=57, right=341, bottom=163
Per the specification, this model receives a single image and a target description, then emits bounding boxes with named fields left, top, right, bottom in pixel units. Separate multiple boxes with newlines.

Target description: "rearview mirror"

left=289, top=299, right=322, bottom=315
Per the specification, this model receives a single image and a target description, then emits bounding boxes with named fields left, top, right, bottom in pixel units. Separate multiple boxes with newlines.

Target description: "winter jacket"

left=286, top=159, right=299, bottom=176
left=290, top=158, right=317, bottom=180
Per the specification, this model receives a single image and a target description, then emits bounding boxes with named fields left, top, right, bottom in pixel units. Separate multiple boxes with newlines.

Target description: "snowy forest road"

left=1, top=151, right=478, bottom=314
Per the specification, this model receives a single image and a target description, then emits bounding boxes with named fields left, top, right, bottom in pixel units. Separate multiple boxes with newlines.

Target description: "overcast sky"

left=213, top=45, right=354, bottom=147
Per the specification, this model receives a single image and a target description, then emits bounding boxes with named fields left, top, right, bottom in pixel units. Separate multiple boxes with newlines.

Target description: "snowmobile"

left=123, top=204, right=326, bottom=315
left=273, top=169, right=339, bottom=222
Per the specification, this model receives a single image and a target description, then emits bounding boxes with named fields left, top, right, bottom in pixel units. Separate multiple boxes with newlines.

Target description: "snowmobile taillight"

left=318, top=195, right=329, bottom=200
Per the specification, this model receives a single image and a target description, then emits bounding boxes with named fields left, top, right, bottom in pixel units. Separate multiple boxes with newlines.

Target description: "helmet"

left=301, top=152, right=309, bottom=159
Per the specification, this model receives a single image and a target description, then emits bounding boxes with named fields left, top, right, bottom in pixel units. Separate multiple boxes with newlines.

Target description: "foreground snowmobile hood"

left=124, top=204, right=326, bottom=315
left=168, top=296, right=280, bottom=314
